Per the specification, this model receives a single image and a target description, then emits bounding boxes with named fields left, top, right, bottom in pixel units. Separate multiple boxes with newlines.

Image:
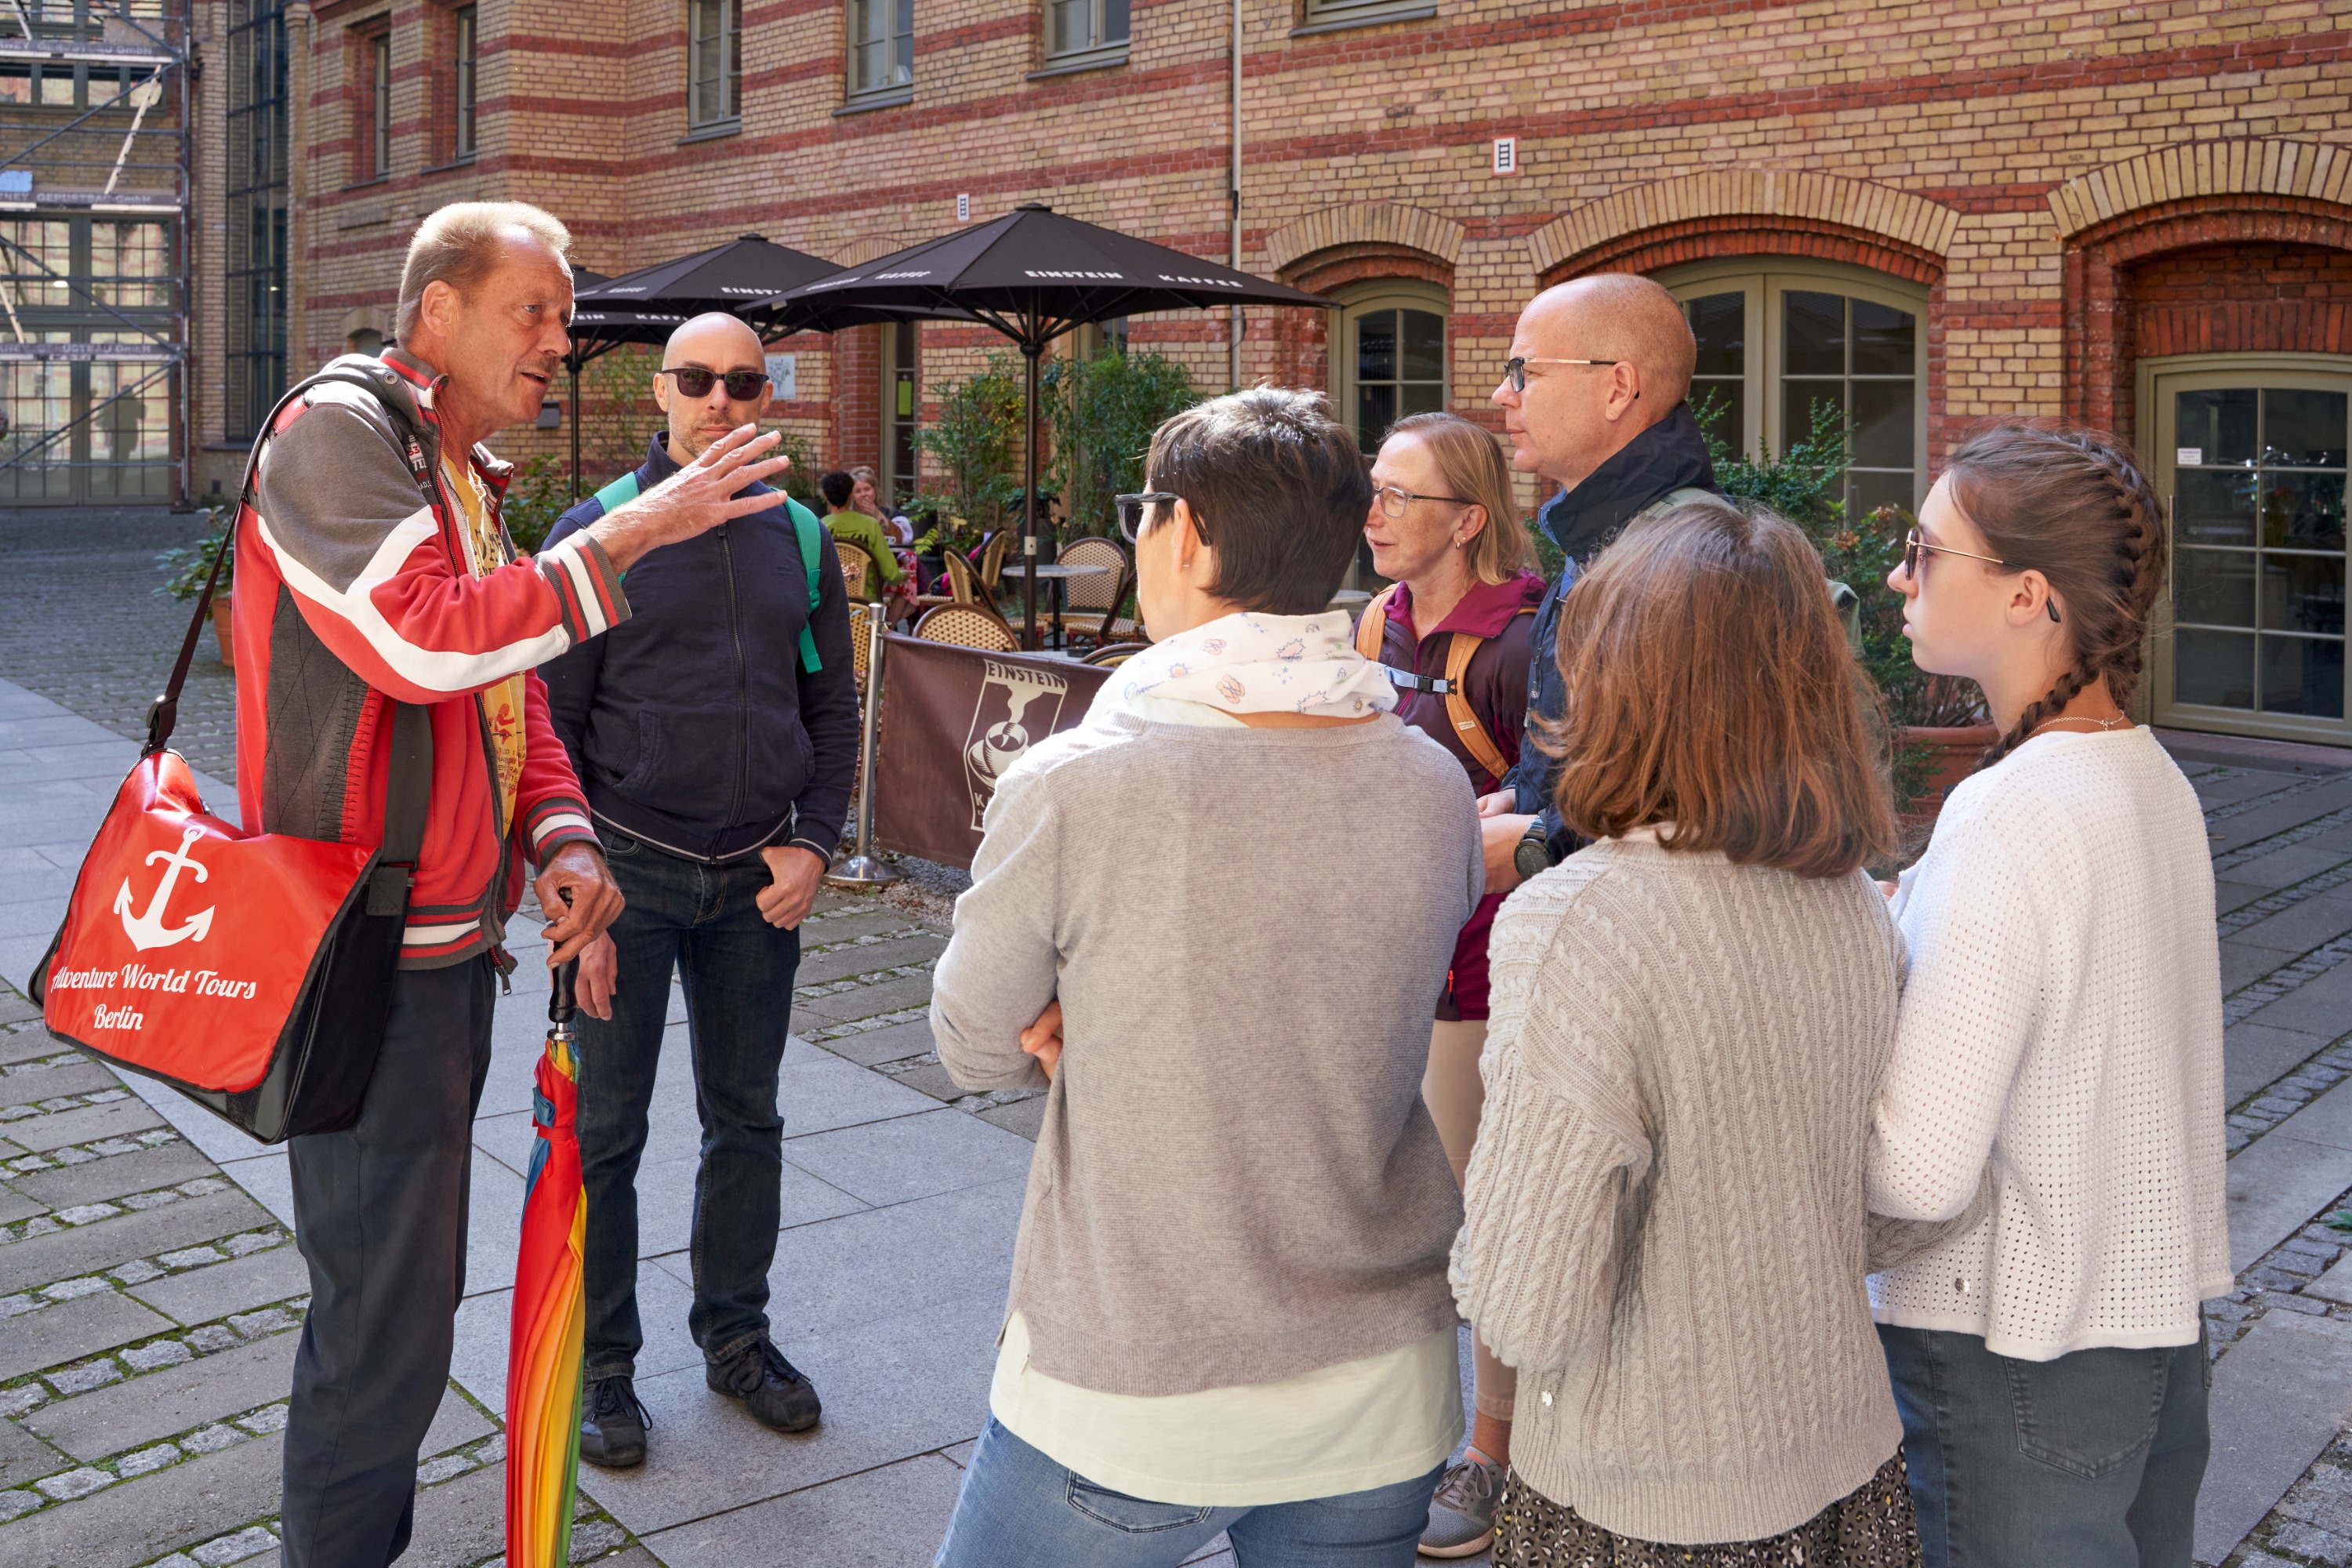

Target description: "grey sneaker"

left=1419, top=1450, right=1501, bottom=1559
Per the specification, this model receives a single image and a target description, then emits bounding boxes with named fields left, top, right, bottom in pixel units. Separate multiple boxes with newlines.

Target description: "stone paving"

left=1, top=507, right=2350, bottom=1566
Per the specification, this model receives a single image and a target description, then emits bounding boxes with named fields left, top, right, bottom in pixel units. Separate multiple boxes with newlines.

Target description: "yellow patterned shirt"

left=442, top=453, right=527, bottom=835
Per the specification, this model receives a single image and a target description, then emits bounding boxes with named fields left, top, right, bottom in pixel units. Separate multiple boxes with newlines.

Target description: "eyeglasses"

left=1115, top=491, right=1199, bottom=545
left=1901, top=527, right=2015, bottom=578
left=657, top=367, right=770, bottom=401
left=1502, top=356, right=1621, bottom=394
left=1370, top=484, right=1471, bottom=519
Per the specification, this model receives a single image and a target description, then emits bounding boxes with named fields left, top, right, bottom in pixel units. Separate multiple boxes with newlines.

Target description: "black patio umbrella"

left=755, top=203, right=1330, bottom=648
left=562, top=238, right=840, bottom=498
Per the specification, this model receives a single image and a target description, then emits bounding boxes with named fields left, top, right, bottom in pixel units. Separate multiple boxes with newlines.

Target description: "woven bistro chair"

left=835, top=539, right=875, bottom=603
left=1081, top=641, right=1149, bottom=667
left=1055, top=535, right=1136, bottom=652
left=912, top=602, right=1021, bottom=653
left=976, top=528, right=1014, bottom=594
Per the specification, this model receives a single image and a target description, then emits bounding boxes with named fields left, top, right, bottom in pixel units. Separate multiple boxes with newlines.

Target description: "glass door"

left=2151, top=361, right=2350, bottom=744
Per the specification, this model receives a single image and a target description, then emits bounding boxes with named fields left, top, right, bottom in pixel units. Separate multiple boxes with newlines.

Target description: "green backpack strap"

left=785, top=496, right=824, bottom=674
left=593, top=471, right=641, bottom=515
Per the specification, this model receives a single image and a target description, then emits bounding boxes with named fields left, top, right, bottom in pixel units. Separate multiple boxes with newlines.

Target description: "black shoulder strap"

left=365, top=699, right=433, bottom=916
left=144, top=365, right=437, bottom=757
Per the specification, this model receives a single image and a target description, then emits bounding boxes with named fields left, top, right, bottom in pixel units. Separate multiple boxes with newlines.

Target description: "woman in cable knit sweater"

left=1867, top=424, right=2228, bottom=1568
left=1453, top=501, right=1921, bottom=1566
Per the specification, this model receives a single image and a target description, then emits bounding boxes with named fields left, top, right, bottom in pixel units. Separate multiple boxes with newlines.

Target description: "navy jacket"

left=541, top=438, right=860, bottom=862
left=1501, top=402, right=1722, bottom=858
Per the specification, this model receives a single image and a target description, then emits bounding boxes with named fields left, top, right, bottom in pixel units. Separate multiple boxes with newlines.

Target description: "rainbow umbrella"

left=507, top=956, right=584, bottom=1567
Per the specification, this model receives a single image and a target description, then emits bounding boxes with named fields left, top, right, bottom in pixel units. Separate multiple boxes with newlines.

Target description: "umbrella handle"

left=549, top=887, right=579, bottom=1025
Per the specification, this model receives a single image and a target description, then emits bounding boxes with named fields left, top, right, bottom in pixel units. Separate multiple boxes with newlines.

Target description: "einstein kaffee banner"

left=871, top=635, right=1110, bottom=871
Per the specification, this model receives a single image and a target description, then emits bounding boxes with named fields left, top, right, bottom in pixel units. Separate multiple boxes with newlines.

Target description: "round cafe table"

left=998, top=561, right=1111, bottom=649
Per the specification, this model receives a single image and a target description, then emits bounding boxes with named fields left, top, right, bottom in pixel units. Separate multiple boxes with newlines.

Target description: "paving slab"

left=0, top=1029, right=68, bottom=1067
left=2228, top=1022, right=2340, bottom=1108
left=0, top=1417, right=69, bottom=1489
left=795, top=973, right=935, bottom=1025
left=0, top=1188, right=273, bottom=1294
left=128, top=1243, right=310, bottom=1327
left=778, top=1108, right=1034, bottom=1209
left=27, top=1330, right=297, bottom=1461
left=2200, top=1314, right=2352, bottom=1566
left=2237, top=895, right=2352, bottom=956
left=801, top=908, right=934, bottom=945
left=2221, top=938, right=2295, bottom=993
left=630, top=1145, right=866, bottom=1257
left=0, top=1058, right=117, bottom=1107
left=419, top=1384, right=495, bottom=1457
left=642, top=1450, right=966, bottom=1568
left=2, top=1095, right=164, bottom=1152
left=775, top=1040, right=949, bottom=1137
left=976, top=1097, right=1047, bottom=1142
left=815, top=1018, right=937, bottom=1068
left=0, top=1289, right=173, bottom=1381
left=794, top=933, right=949, bottom=988
left=2228, top=842, right=2352, bottom=894
left=0, top=1187, right=38, bottom=1223
left=401, top=1461, right=505, bottom=1568
left=2230, top=1133, right=2352, bottom=1276
left=6, top=1138, right=215, bottom=1208
left=2245, top=960, right=2352, bottom=1039
left=216, top=1150, right=294, bottom=1227
left=578, top=1290, right=999, bottom=1537
left=111, top=1071, right=270, bottom=1167
left=0, top=1427, right=280, bottom=1568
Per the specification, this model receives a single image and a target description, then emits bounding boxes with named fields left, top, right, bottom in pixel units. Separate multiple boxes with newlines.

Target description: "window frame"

left=844, top=0, right=913, bottom=107
left=2140, top=350, right=2352, bottom=746
left=1655, top=257, right=1932, bottom=517
left=686, top=0, right=742, bottom=132
left=1294, top=0, right=1437, bottom=38
left=350, top=26, right=390, bottom=183
left=451, top=3, right=477, bottom=162
left=1330, top=278, right=1449, bottom=458
left=1040, top=0, right=1127, bottom=70
left=879, top=321, right=919, bottom=506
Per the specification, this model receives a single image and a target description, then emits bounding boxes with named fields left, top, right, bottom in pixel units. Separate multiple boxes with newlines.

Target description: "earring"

left=2048, top=600, right=2061, bottom=624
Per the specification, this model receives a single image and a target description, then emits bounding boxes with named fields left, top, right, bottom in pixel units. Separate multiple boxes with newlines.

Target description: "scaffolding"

left=0, top=0, right=187, bottom=505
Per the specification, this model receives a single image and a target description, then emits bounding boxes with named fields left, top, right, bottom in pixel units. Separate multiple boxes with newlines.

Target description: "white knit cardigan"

left=1866, top=728, right=2232, bottom=1359
left=1454, top=838, right=1907, bottom=1545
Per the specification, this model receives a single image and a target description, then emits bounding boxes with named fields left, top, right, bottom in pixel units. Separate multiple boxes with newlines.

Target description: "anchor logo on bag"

left=113, top=826, right=216, bottom=952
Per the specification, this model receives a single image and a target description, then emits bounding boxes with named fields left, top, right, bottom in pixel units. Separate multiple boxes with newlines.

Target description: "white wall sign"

left=766, top=354, right=797, bottom=401
left=2176, top=447, right=2203, bottom=466
left=1493, top=136, right=1517, bottom=176
left=956, top=193, right=971, bottom=223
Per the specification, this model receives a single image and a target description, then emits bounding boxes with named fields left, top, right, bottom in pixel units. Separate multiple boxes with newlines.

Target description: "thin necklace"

left=2030, top=713, right=2130, bottom=738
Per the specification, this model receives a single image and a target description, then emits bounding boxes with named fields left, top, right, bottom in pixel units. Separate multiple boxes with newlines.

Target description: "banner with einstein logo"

left=871, top=635, right=1109, bottom=870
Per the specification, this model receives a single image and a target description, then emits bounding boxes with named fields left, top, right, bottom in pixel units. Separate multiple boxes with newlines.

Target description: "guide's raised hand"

left=583, top=424, right=792, bottom=572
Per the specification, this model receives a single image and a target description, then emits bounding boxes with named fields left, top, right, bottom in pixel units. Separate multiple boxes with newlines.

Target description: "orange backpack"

left=1353, top=586, right=1529, bottom=786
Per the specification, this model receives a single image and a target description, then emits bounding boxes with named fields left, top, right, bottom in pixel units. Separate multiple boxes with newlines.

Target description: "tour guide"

left=230, top=200, right=791, bottom=1567
left=541, top=312, right=858, bottom=1467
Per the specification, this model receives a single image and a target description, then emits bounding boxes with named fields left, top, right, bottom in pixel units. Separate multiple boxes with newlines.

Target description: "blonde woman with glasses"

left=1348, top=411, right=1544, bottom=1559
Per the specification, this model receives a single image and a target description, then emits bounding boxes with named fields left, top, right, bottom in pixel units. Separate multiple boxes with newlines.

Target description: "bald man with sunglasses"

left=539, top=312, right=858, bottom=1466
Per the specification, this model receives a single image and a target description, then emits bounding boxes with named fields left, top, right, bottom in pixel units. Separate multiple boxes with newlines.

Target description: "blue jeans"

left=577, top=831, right=800, bottom=1378
left=1878, top=1324, right=2210, bottom=1568
left=933, top=1417, right=1443, bottom=1568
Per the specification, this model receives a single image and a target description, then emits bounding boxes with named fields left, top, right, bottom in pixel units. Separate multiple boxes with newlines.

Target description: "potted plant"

left=1694, top=397, right=1992, bottom=824
left=1042, top=347, right=1201, bottom=538
left=155, top=504, right=235, bottom=668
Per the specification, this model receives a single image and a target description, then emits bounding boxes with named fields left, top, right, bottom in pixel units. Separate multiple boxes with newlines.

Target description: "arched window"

left=1331, top=281, right=1447, bottom=454
left=1655, top=260, right=1930, bottom=518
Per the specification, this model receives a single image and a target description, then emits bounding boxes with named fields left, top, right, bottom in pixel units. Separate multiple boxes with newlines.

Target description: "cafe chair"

left=835, top=539, right=875, bottom=602
left=1081, top=641, right=1149, bottom=667
left=1056, top=535, right=1136, bottom=652
left=912, top=602, right=1021, bottom=653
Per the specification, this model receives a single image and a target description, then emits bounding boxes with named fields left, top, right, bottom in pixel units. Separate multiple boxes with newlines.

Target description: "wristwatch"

left=1512, top=818, right=1554, bottom=880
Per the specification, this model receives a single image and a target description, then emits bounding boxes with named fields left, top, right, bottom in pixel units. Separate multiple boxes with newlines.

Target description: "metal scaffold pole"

left=824, top=601, right=899, bottom=891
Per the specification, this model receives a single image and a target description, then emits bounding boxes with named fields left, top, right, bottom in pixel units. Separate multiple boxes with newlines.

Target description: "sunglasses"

left=1114, top=491, right=1208, bottom=546
left=1904, top=528, right=2063, bottom=622
left=1370, top=484, right=1470, bottom=519
left=657, top=367, right=770, bottom=401
left=1501, top=356, right=1621, bottom=394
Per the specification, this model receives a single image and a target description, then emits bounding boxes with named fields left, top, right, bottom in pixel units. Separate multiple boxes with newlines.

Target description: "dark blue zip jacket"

left=540, top=437, right=859, bottom=862
left=1501, top=402, right=1722, bottom=858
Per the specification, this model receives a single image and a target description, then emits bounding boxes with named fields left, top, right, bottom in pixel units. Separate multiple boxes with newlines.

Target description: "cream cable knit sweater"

left=1453, top=839, right=1907, bottom=1545
left=1867, top=728, right=2230, bottom=1358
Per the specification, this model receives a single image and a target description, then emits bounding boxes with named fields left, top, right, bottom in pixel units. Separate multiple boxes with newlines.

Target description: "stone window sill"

left=679, top=118, right=742, bottom=144
left=834, top=89, right=912, bottom=116
left=1290, top=3, right=1436, bottom=35
left=1028, top=45, right=1127, bottom=79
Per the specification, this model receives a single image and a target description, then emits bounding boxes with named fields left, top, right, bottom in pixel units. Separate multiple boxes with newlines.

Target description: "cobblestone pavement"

left=2, top=510, right=2350, bottom=1566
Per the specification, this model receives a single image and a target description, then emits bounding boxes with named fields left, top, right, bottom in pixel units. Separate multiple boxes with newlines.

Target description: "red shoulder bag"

left=28, top=368, right=435, bottom=1143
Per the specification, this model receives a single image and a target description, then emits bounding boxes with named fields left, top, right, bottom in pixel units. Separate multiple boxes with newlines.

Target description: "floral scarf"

left=1102, top=609, right=1396, bottom=720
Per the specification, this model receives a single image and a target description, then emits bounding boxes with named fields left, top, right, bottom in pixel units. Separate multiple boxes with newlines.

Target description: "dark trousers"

left=1879, top=1323, right=2210, bottom=1568
left=282, top=955, right=496, bottom=1568
left=578, top=831, right=800, bottom=1381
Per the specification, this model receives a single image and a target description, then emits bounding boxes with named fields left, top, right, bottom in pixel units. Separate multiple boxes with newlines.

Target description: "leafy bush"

left=916, top=355, right=1026, bottom=540
left=1043, top=349, right=1201, bottom=537
left=154, top=504, right=233, bottom=601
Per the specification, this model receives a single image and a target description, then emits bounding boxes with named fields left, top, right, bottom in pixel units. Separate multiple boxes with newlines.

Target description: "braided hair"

left=1943, top=423, right=2170, bottom=768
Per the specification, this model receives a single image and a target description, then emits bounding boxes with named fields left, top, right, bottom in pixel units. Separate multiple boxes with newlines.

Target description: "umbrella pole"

left=1022, top=328, right=1042, bottom=652
left=568, top=358, right=583, bottom=502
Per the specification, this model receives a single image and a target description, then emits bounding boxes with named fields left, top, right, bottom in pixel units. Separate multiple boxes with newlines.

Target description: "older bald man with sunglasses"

left=539, top=312, right=858, bottom=1468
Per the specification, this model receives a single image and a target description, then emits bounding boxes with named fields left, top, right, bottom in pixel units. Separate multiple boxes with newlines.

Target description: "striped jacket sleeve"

left=250, top=383, right=629, bottom=705
left=515, top=670, right=599, bottom=866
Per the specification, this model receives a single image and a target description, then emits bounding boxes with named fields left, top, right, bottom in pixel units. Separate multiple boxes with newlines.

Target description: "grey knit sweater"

left=1453, top=837, right=1907, bottom=1544
left=932, top=710, right=1482, bottom=1397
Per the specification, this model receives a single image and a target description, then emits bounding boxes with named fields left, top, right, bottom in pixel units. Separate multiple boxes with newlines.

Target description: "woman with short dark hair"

left=930, top=388, right=1483, bottom=1568
left=1454, top=502, right=1922, bottom=1567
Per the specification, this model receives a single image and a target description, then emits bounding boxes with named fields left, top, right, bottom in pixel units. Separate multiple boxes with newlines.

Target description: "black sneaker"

left=579, top=1374, right=650, bottom=1469
left=706, top=1338, right=822, bottom=1434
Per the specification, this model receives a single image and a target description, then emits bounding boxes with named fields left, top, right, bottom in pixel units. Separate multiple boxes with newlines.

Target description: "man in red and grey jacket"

left=231, top=200, right=792, bottom=1568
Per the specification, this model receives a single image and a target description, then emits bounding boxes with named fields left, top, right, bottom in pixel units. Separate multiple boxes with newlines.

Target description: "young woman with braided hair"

left=1865, top=422, right=2229, bottom=1568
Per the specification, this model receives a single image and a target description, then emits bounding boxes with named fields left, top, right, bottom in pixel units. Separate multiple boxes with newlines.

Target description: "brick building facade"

left=180, top=0, right=2352, bottom=745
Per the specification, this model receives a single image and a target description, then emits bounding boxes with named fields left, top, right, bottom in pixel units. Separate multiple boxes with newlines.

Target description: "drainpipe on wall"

left=286, top=2, right=310, bottom=383
left=1228, top=0, right=1240, bottom=392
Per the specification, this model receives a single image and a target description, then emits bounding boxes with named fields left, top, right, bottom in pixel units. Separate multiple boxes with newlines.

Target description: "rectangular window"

left=882, top=322, right=917, bottom=504
left=688, top=0, right=741, bottom=127
left=452, top=4, right=477, bottom=159
left=847, top=0, right=911, bottom=100
left=366, top=33, right=390, bottom=177
left=1045, top=0, right=1126, bottom=59
left=227, top=0, right=289, bottom=439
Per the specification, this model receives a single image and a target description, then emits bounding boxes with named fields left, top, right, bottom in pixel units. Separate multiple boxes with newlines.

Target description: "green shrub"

left=1043, top=349, right=1201, bottom=538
